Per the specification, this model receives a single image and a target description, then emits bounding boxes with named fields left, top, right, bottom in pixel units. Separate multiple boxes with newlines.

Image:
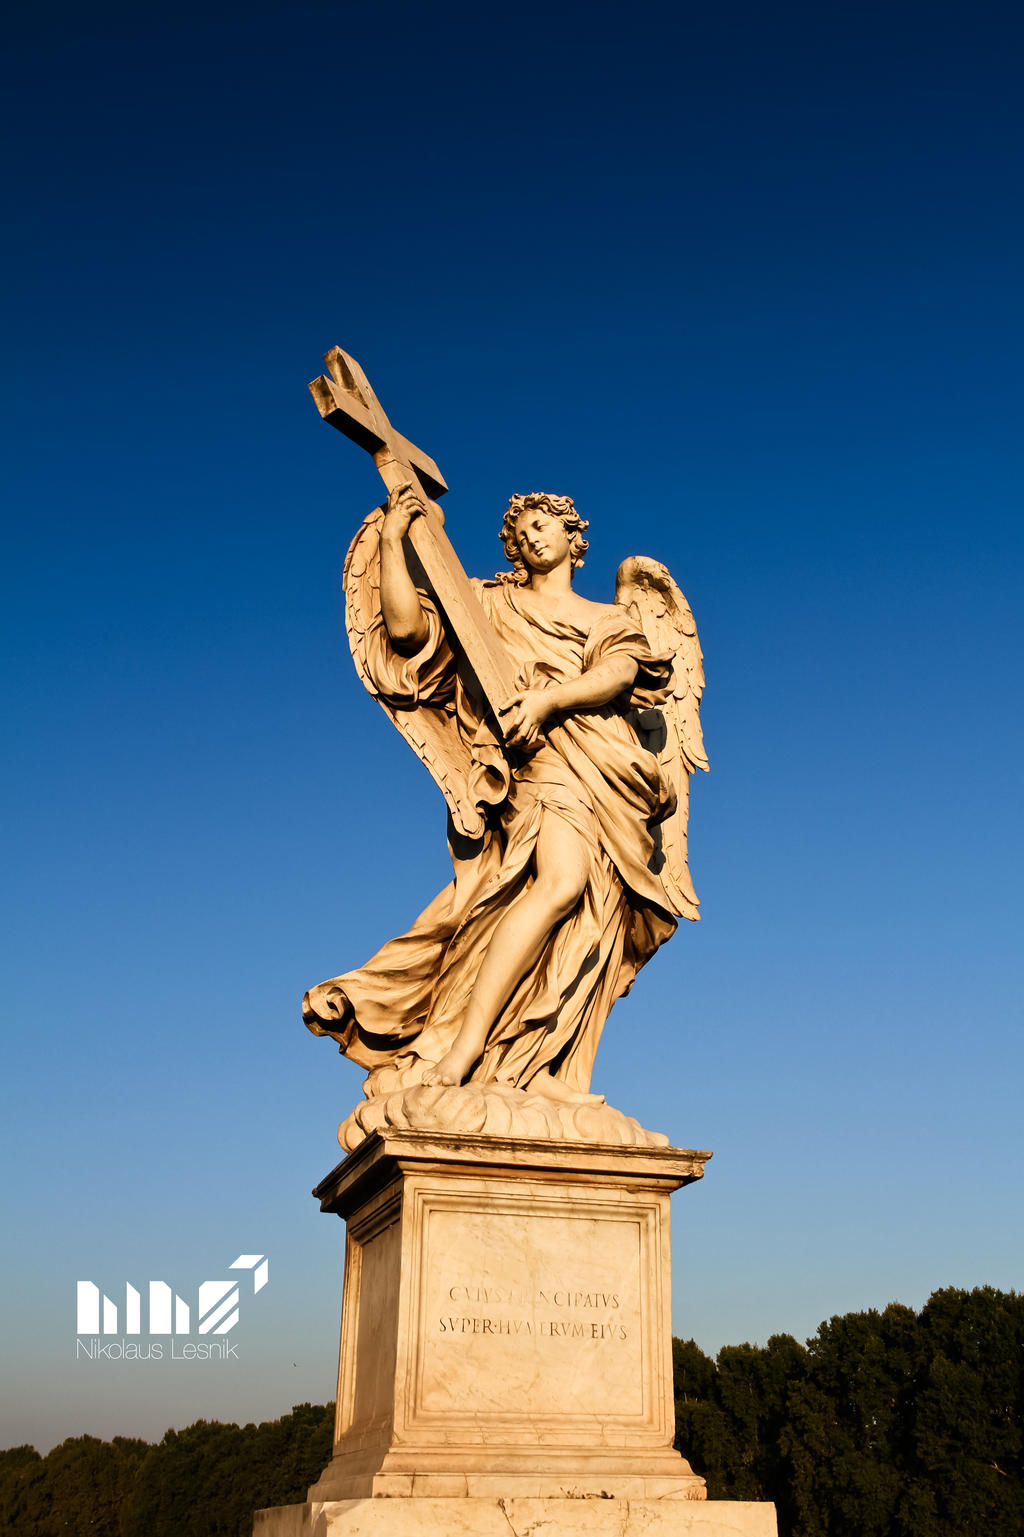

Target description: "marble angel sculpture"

left=303, top=484, right=708, bottom=1142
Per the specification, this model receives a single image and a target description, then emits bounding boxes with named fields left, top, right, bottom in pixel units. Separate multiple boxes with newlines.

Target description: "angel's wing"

left=616, top=555, right=709, bottom=921
left=343, top=507, right=486, bottom=841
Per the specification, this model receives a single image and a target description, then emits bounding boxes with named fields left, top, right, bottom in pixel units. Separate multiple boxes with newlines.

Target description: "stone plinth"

left=254, top=1129, right=777, bottom=1535
left=255, top=1496, right=778, bottom=1535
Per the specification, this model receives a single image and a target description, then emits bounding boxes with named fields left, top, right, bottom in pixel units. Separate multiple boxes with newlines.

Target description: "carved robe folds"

left=304, top=580, right=677, bottom=1102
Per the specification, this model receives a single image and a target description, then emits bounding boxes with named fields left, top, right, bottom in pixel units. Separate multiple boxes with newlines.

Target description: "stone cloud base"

left=254, top=1129, right=776, bottom=1536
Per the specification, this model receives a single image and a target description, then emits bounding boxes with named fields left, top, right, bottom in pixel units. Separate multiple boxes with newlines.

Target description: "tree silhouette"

left=3, top=1291, right=1021, bottom=1537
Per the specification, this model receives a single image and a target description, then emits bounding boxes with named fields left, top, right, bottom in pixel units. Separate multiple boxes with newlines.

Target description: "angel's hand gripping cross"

left=309, top=347, right=516, bottom=729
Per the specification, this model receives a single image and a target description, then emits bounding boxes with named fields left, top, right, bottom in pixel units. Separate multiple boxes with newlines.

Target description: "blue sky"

left=2, top=0, right=1022, bottom=1453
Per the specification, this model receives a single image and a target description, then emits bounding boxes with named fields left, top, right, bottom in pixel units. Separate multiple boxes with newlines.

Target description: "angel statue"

left=303, top=481, right=708, bottom=1146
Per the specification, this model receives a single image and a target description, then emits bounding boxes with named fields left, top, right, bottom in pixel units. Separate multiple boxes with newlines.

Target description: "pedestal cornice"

left=313, top=1129, right=712, bottom=1220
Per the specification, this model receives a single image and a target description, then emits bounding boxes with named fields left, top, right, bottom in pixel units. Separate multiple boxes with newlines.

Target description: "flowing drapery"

left=303, top=581, right=678, bottom=1095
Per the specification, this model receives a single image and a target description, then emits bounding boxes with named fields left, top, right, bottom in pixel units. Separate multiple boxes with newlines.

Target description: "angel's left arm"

left=543, top=655, right=638, bottom=714
left=499, top=655, right=638, bottom=748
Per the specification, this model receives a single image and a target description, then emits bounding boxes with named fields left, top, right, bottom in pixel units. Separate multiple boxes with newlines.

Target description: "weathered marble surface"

left=299, top=1132, right=711, bottom=1506
left=255, top=1496, right=779, bottom=1535
left=253, top=1135, right=780, bottom=1532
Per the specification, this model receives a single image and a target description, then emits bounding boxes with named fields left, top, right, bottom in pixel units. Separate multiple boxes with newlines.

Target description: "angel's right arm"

left=379, top=484, right=430, bottom=654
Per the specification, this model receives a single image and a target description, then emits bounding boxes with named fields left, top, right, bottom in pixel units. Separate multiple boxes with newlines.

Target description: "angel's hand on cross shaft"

left=499, top=689, right=553, bottom=749
left=379, top=482, right=431, bottom=652
left=383, top=481, right=428, bottom=541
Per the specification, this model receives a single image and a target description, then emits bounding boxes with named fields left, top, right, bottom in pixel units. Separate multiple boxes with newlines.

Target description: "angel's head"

left=498, top=493, right=590, bottom=585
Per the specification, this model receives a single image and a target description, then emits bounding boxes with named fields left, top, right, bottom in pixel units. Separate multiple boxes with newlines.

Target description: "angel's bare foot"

left=528, top=1068, right=605, bottom=1106
left=422, top=1044, right=480, bottom=1087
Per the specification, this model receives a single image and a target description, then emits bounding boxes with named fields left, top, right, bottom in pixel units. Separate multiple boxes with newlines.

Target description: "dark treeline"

left=0, top=1401, right=332, bottom=1537
left=2, top=1289, right=1020, bottom=1536
left=674, top=1287, right=1024, bottom=1535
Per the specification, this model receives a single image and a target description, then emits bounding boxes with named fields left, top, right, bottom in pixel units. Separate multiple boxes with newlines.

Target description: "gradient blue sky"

left=2, top=0, right=1022, bottom=1453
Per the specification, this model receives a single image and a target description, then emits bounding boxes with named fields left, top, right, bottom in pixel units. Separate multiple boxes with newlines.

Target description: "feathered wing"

left=343, top=507, right=486, bottom=840
left=615, top=555, right=709, bottom=920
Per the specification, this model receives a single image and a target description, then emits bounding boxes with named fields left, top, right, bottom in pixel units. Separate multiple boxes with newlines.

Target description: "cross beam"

left=309, top=347, right=516, bottom=728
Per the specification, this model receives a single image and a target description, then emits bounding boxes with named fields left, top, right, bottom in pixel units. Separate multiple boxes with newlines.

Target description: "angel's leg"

left=422, top=810, right=598, bottom=1095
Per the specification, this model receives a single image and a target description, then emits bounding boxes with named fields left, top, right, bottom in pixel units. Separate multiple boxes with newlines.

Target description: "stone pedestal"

left=254, top=1498, right=778, bottom=1535
left=254, top=1128, right=777, bottom=1536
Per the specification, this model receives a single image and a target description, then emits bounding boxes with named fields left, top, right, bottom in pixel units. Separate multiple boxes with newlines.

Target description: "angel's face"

left=513, top=506, right=572, bottom=575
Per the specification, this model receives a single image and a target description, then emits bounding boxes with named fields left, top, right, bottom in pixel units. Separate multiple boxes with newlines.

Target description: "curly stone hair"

left=496, top=493, right=590, bottom=585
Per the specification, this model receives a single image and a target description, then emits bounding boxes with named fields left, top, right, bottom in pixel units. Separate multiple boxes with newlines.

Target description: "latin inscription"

left=438, top=1283, right=628, bottom=1341
left=448, top=1286, right=620, bottom=1307
left=415, top=1205, right=647, bottom=1418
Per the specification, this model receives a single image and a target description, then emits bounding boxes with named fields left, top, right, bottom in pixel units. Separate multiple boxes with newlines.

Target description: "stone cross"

left=309, top=347, right=516, bottom=727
